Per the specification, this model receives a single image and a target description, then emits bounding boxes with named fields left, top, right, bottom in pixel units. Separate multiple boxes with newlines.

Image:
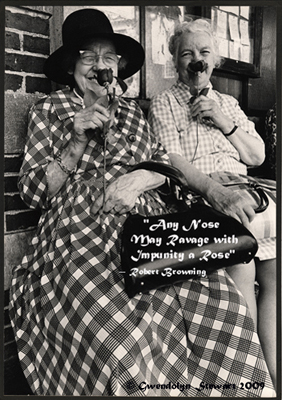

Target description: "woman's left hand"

left=91, top=170, right=165, bottom=215
left=91, top=173, right=142, bottom=215
left=191, top=95, right=265, bottom=165
left=191, top=95, right=234, bottom=133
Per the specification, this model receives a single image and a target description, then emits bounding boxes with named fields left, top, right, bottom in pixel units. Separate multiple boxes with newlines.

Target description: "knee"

left=256, top=258, right=276, bottom=291
left=228, top=260, right=256, bottom=283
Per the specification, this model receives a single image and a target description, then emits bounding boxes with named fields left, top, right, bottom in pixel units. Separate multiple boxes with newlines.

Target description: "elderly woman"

left=148, top=19, right=276, bottom=388
left=9, top=9, right=275, bottom=396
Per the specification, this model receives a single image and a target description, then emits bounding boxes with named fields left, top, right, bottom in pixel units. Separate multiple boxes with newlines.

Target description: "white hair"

left=169, top=19, right=222, bottom=68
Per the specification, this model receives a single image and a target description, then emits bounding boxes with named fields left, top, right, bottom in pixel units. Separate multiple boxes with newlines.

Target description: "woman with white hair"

left=149, top=18, right=276, bottom=389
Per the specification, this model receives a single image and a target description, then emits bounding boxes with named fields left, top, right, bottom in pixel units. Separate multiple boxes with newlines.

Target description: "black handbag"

left=121, top=162, right=258, bottom=298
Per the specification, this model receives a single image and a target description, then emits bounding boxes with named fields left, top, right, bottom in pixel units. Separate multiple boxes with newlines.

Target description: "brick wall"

left=4, top=5, right=53, bottom=394
left=5, top=6, right=52, bottom=289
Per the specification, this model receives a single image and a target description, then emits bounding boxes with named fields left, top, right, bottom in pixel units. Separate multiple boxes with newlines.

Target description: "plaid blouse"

left=148, top=81, right=264, bottom=175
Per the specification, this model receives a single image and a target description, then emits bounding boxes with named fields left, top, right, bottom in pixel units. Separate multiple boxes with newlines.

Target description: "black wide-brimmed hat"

left=44, top=8, right=145, bottom=85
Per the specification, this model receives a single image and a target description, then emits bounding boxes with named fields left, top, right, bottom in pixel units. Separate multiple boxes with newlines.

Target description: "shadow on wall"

left=4, top=5, right=53, bottom=395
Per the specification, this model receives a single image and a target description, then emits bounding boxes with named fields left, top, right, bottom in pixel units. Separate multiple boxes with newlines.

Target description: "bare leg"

left=256, top=258, right=276, bottom=390
left=227, top=260, right=257, bottom=326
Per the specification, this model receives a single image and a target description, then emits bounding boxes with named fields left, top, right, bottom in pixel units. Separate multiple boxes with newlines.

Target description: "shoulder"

left=31, top=88, right=72, bottom=113
left=119, top=97, right=145, bottom=117
left=212, top=89, right=238, bottom=106
left=49, top=87, right=72, bottom=101
left=30, top=94, right=51, bottom=112
left=31, top=88, right=78, bottom=122
left=119, top=97, right=138, bottom=109
left=150, top=87, right=175, bottom=108
left=153, top=86, right=174, bottom=100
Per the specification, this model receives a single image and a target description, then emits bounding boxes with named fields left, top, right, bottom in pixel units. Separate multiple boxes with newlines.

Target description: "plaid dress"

left=9, top=89, right=275, bottom=396
left=148, top=82, right=275, bottom=260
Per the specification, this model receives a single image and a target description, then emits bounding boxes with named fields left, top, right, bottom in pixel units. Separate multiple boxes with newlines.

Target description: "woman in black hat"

left=10, top=9, right=275, bottom=396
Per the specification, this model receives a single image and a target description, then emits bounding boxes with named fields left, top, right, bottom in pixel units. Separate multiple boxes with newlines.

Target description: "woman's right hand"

left=72, top=103, right=110, bottom=147
left=168, top=153, right=257, bottom=229
left=207, top=184, right=257, bottom=228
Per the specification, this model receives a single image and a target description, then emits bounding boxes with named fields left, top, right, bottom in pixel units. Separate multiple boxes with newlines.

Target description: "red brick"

left=5, top=210, right=41, bottom=232
left=5, top=52, right=46, bottom=74
left=5, top=73, right=23, bottom=91
left=4, top=325, right=15, bottom=344
left=4, top=289, right=10, bottom=306
left=4, top=154, right=23, bottom=173
left=23, top=35, right=49, bottom=55
left=5, top=10, right=49, bottom=36
left=5, top=31, right=20, bottom=50
left=5, top=194, right=29, bottom=212
left=4, top=341, right=18, bottom=361
left=4, top=308, right=11, bottom=326
left=26, top=76, right=52, bottom=94
left=4, top=176, right=19, bottom=193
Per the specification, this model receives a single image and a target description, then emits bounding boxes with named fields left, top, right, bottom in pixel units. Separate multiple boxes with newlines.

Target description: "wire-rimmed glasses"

left=79, top=50, right=121, bottom=67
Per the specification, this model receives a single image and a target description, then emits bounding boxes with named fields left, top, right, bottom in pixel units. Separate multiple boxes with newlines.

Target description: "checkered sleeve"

left=18, top=100, right=53, bottom=210
left=148, top=93, right=183, bottom=156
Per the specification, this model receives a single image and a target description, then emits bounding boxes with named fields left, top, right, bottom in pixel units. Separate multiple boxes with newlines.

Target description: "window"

left=145, top=6, right=185, bottom=98
left=60, top=5, right=263, bottom=99
left=200, top=6, right=263, bottom=77
left=210, top=6, right=253, bottom=64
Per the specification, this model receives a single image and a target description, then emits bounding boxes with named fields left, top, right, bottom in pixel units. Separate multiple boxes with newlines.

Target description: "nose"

left=192, top=50, right=201, bottom=62
left=94, top=55, right=106, bottom=69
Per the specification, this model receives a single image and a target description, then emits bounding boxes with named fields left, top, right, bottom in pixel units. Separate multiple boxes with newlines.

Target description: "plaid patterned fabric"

left=9, top=89, right=275, bottom=396
left=149, top=82, right=275, bottom=261
left=148, top=81, right=263, bottom=175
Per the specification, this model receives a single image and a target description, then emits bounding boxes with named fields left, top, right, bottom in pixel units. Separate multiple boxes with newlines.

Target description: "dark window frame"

left=53, top=6, right=263, bottom=99
left=190, top=6, right=263, bottom=79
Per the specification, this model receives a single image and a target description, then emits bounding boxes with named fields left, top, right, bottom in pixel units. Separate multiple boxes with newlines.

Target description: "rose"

left=97, top=68, right=113, bottom=86
left=187, top=60, right=208, bottom=73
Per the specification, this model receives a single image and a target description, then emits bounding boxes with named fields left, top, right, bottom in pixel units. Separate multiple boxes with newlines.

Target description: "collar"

left=171, top=80, right=213, bottom=106
left=50, top=87, right=81, bottom=121
left=50, top=87, right=130, bottom=122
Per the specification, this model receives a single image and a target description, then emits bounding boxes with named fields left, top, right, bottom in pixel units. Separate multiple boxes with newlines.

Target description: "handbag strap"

left=130, top=161, right=268, bottom=214
left=129, top=161, right=195, bottom=199
left=220, top=182, right=269, bottom=213
left=130, top=161, right=188, bottom=188
left=129, top=161, right=193, bottom=211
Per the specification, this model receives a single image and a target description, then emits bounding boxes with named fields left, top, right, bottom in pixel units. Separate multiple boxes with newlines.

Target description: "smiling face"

left=176, top=31, right=216, bottom=94
left=71, top=38, right=119, bottom=97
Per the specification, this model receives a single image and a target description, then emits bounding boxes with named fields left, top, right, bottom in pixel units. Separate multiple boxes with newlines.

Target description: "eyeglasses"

left=79, top=51, right=121, bottom=67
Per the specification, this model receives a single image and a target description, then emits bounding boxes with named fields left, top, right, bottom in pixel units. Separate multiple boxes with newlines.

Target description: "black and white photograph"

left=3, top=2, right=280, bottom=397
